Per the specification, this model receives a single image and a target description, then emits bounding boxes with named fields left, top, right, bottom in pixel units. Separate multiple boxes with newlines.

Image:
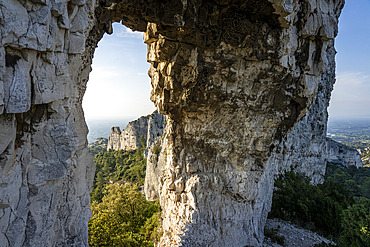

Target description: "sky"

left=82, top=25, right=155, bottom=119
left=328, top=0, right=370, bottom=119
left=83, top=1, right=370, bottom=120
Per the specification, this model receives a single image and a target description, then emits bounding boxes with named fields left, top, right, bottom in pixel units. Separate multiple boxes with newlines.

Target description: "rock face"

left=107, top=127, right=122, bottom=150
left=146, top=111, right=167, bottom=150
left=107, top=111, right=165, bottom=151
left=143, top=1, right=344, bottom=246
left=327, top=138, right=363, bottom=168
left=0, top=1, right=97, bottom=246
left=0, top=0, right=344, bottom=246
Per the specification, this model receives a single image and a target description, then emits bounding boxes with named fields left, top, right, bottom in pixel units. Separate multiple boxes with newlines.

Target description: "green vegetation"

left=152, top=144, right=161, bottom=162
left=91, top=148, right=147, bottom=203
left=264, top=226, right=285, bottom=245
left=90, top=145, right=106, bottom=157
left=362, top=149, right=370, bottom=167
left=89, top=183, right=161, bottom=247
left=269, top=170, right=353, bottom=238
left=340, top=197, right=370, bottom=247
left=89, top=138, right=108, bottom=156
left=326, top=163, right=370, bottom=199
left=269, top=167, right=370, bottom=246
left=88, top=143, right=161, bottom=247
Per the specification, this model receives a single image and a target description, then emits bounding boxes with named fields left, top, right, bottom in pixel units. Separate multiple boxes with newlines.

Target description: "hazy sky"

left=328, top=0, right=370, bottom=118
left=83, top=1, right=370, bottom=120
left=82, top=26, right=154, bottom=119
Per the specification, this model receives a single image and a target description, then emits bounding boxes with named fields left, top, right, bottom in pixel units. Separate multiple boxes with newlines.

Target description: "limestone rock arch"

left=0, top=0, right=344, bottom=246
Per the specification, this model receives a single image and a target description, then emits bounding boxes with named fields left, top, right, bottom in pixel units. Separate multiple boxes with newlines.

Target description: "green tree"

left=326, top=163, right=370, bottom=200
left=140, top=135, right=146, bottom=148
left=91, top=148, right=147, bottom=203
left=89, top=183, right=160, bottom=247
left=339, top=197, right=370, bottom=247
left=269, top=170, right=353, bottom=238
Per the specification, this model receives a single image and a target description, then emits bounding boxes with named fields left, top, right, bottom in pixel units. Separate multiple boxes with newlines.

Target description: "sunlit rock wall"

left=0, top=0, right=344, bottom=246
left=0, top=0, right=97, bottom=246
left=107, top=112, right=165, bottom=151
left=107, top=126, right=122, bottom=150
left=327, top=138, right=363, bottom=168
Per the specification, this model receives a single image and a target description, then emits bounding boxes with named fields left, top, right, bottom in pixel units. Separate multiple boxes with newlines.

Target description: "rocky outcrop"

left=0, top=0, right=344, bottom=246
left=107, top=111, right=165, bottom=151
left=107, top=127, right=122, bottom=150
left=0, top=1, right=96, bottom=246
left=327, top=138, right=363, bottom=168
left=143, top=1, right=344, bottom=246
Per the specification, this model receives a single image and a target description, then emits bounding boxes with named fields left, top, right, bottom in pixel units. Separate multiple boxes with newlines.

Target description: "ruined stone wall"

left=0, top=0, right=344, bottom=246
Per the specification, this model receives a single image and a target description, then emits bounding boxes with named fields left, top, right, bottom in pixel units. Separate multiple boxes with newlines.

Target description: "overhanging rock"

left=0, top=0, right=344, bottom=246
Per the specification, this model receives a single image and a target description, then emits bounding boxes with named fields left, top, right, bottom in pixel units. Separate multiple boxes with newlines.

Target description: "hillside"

left=88, top=145, right=161, bottom=247
left=269, top=165, right=370, bottom=246
left=88, top=138, right=108, bottom=156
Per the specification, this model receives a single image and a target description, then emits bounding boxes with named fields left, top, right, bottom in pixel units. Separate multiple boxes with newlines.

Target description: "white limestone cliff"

left=107, top=111, right=165, bottom=151
left=0, top=0, right=345, bottom=246
left=327, top=138, right=363, bottom=168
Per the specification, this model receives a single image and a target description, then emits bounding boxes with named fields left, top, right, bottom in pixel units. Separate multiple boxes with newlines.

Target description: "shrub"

left=269, top=170, right=353, bottom=238
left=339, top=197, right=370, bottom=247
left=89, top=183, right=160, bottom=247
left=264, top=226, right=285, bottom=245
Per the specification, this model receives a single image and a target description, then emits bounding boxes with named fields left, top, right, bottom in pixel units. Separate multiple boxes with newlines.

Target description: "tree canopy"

left=269, top=166, right=370, bottom=246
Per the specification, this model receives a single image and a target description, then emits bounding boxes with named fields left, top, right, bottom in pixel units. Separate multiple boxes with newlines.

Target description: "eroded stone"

left=0, top=0, right=346, bottom=246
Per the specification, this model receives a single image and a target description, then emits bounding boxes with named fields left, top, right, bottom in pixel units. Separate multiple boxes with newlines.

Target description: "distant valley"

left=328, top=118, right=370, bottom=166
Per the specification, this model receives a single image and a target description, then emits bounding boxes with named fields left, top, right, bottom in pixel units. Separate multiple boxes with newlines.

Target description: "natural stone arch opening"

left=82, top=23, right=154, bottom=141
left=0, top=1, right=344, bottom=246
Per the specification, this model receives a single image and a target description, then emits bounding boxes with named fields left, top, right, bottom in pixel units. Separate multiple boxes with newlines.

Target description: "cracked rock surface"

left=0, top=0, right=344, bottom=246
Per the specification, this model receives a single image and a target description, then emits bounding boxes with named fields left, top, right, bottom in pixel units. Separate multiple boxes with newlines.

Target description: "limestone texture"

left=107, top=111, right=165, bottom=151
left=327, top=138, right=363, bottom=168
left=0, top=0, right=96, bottom=246
left=0, top=0, right=344, bottom=246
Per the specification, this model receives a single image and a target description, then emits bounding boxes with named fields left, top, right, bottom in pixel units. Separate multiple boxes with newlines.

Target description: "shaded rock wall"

left=143, top=1, right=344, bottom=246
left=0, top=0, right=344, bottom=246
